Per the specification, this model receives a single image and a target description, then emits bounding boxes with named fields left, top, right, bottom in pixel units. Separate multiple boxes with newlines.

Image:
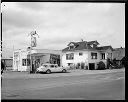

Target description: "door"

left=16, top=61, right=18, bottom=71
left=89, top=63, right=95, bottom=70
left=49, top=64, right=56, bottom=72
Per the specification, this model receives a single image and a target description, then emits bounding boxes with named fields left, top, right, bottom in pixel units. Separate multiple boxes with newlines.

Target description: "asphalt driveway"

left=1, top=69, right=125, bottom=100
left=2, top=68, right=125, bottom=79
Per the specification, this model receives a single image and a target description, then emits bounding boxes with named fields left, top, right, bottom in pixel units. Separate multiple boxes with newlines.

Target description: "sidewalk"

left=2, top=68, right=125, bottom=79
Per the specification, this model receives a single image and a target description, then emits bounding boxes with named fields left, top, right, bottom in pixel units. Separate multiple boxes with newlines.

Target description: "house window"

left=101, top=53, right=105, bottom=59
left=79, top=52, right=83, bottom=56
left=69, top=46, right=74, bottom=49
left=66, top=53, right=74, bottom=60
left=91, top=53, right=97, bottom=59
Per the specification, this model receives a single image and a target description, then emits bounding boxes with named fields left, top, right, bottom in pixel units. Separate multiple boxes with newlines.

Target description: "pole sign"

left=31, top=37, right=37, bottom=47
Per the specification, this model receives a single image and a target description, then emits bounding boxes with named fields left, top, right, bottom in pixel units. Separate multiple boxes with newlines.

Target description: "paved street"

left=1, top=69, right=125, bottom=100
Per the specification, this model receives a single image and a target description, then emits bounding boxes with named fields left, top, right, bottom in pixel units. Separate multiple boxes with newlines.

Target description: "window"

left=68, top=63, right=73, bottom=66
left=101, top=53, right=105, bottom=59
left=27, top=59, right=30, bottom=66
left=91, top=53, right=97, bottom=59
left=22, top=59, right=30, bottom=66
left=66, top=53, right=74, bottom=60
left=50, top=65, right=54, bottom=68
left=69, top=46, right=74, bottom=49
left=22, top=59, right=27, bottom=66
left=79, top=52, right=83, bottom=56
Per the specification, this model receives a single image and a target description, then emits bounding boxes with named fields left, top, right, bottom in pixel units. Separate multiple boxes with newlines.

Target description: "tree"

left=121, top=57, right=126, bottom=68
left=107, top=58, right=111, bottom=69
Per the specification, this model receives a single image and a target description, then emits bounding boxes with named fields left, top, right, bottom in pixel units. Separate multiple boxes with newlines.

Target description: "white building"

left=13, top=48, right=62, bottom=71
left=13, top=49, right=29, bottom=71
left=62, top=41, right=113, bottom=70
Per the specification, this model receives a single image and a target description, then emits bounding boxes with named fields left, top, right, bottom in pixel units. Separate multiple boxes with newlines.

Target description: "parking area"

left=2, top=68, right=125, bottom=79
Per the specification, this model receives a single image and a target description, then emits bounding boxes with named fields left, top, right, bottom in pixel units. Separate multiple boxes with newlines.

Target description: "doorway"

left=89, top=63, right=95, bottom=70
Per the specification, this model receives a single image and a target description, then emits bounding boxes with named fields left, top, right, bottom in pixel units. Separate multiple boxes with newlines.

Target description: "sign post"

left=28, top=31, right=39, bottom=74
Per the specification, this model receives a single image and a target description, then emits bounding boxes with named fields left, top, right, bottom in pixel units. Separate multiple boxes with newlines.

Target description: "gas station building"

left=13, top=48, right=62, bottom=72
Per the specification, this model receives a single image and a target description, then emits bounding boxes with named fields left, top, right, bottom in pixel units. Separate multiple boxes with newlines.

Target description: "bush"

left=97, top=61, right=105, bottom=70
left=121, top=57, right=126, bottom=68
left=69, top=64, right=75, bottom=70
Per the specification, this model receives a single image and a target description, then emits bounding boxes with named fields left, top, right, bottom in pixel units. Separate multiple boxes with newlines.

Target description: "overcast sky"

left=2, top=2, right=125, bottom=58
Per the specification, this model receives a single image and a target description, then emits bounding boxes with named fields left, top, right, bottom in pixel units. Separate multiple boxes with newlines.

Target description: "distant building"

left=112, top=47, right=125, bottom=66
left=13, top=49, right=62, bottom=71
left=62, top=40, right=113, bottom=70
left=1, top=57, right=13, bottom=71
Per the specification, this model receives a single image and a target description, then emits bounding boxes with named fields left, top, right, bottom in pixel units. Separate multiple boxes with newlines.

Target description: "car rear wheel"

left=46, top=70, right=51, bottom=74
left=62, top=69, right=66, bottom=73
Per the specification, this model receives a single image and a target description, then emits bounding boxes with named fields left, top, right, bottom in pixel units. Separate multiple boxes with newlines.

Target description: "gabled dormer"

left=67, top=42, right=78, bottom=50
left=88, top=40, right=100, bottom=48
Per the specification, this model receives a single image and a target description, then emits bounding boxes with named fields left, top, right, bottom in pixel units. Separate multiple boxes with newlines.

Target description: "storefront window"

left=22, top=59, right=27, bottom=66
left=27, top=59, right=30, bottom=66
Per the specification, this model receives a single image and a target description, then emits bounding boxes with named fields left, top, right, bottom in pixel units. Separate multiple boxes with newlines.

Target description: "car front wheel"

left=46, top=70, right=51, bottom=74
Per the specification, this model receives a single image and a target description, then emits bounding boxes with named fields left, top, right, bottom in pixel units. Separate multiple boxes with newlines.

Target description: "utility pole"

left=28, top=31, right=39, bottom=74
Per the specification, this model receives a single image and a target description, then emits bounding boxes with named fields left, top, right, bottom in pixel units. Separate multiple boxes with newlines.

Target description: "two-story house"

left=62, top=40, right=113, bottom=70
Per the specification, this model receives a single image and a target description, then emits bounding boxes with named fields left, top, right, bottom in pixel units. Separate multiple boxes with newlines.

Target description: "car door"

left=55, top=65, right=62, bottom=72
left=49, top=64, right=56, bottom=72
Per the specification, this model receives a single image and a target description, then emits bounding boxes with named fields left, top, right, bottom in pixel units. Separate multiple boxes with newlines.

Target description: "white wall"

left=13, top=49, right=29, bottom=71
left=88, top=51, right=107, bottom=69
left=62, top=51, right=88, bottom=67
left=19, top=50, right=28, bottom=71
left=62, top=50, right=108, bottom=69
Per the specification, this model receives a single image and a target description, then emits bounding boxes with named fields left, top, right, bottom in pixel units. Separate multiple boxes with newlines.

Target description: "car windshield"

left=42, top=65, right=48, bottom=67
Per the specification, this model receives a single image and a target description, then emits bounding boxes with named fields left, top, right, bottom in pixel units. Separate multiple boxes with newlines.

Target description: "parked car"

left=36, top=63, right=68, bottom=74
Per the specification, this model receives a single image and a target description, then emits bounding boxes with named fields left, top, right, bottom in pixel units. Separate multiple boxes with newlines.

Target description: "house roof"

left=62, top=41, right=91, bottom=51
left=112, top=48, right=125, bottom=60
left=67, top=42, right=79, bottom=46
left=113, top=47, right=125, bottom=51
left=96, top=46, right=113, bottom=51
left=87, top=40, right=99, bottom=45
left=62, top=40, right=112, bottom=52
left=115, top=56, right=124, bottom=60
